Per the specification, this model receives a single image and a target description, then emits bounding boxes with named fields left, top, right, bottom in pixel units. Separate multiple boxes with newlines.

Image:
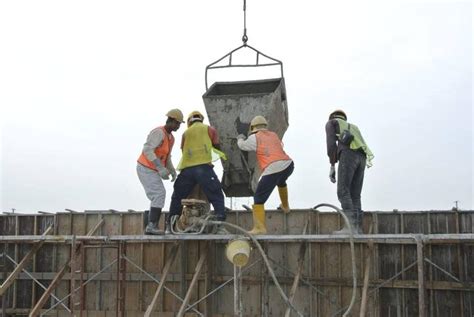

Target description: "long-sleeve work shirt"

left=142, top=127, right=175, bottom=170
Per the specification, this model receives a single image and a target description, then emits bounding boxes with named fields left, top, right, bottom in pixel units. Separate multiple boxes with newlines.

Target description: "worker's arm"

left=166, top=155, right=177, bottom=181
left=325, top=120, right=339, bottom=165
left=237, top=134, right=257, bottom=152
left=143, top=128, right=164, bottom=163
left=208, top=126, right=222, bottom=150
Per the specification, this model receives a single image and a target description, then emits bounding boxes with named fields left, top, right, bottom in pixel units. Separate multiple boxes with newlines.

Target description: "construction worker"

left=237, top=115, right=294, bottom=235
left=168, top=111, right=228, bottom=234
left=326, top=109, right=374, bottom=234
left=137, top=109, right=184, bottom=235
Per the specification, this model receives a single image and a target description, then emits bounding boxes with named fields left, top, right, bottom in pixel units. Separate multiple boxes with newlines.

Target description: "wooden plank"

left=359, top=241, right=374, bottom=317
left=29, top=219, right=104, bottom=316
left=144, top=242, right=180, bottom=316
left=262, top=242, right=269, bottom=316
left=122, top=215, right=141, bottom=312
left=176, top=245, right=206, bottom=317
left=233, top=265, right=241, bottom=317
left=0, top=225, right=52, bottom=296
left=204, top=241, right=215, bottom=316
left=417, top=238, right=426, bottom=317
left=70, top=236, right=79, bottom=313
left=284, top=222, right=308, bottom=317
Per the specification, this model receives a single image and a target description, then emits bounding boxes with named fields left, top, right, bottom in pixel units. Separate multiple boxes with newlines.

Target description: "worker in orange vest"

left=137, top=109, right=184, bottom=235
left=237, top=115, right=294, bottom=234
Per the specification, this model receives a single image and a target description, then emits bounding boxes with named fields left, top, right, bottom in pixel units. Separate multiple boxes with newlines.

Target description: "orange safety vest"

left=255, top=130, right=291, bottom=171
left=137, top=126, right=175, bottom=171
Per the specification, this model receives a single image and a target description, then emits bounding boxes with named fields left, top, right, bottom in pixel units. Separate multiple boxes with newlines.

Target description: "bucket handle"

left=205, top=44, right=284, bottom=90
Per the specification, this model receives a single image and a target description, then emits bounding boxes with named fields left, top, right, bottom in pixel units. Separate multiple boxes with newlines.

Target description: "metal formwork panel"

left=203, top=78, right=289, bottom=197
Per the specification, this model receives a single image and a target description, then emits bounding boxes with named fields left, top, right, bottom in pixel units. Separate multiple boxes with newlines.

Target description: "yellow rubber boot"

left=278, top=186, right=290, bottom=213
left=248, top=204, right=267, bottom=235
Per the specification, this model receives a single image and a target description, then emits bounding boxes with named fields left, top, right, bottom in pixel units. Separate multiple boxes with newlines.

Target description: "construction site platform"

left=1, top=209, right=473, bottom=316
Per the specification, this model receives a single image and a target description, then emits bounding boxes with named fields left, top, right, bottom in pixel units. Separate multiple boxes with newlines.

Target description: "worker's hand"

left=329, top=166, right=336, bottom=183
left=237, top=134, right=246, bottom=140
left=157, top=168, right=170, bottom=180
left=170, top=169, right=177, bottom=182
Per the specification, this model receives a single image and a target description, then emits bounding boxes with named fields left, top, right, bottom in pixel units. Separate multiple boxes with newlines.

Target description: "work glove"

left=237, top=134, right=246, bottom=140
left=329, top=165, right=336, bottom=183
left=170, top=168, right=177, bottom=182
left=157, top=167, right=170, bottom=180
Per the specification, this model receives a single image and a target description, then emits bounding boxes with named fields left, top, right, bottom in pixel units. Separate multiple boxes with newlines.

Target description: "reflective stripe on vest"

left=178, top=122, right=213, bottom=170
left=255, top=130, right=291, bottom=171
left=137, top=126, right=174, bottom=170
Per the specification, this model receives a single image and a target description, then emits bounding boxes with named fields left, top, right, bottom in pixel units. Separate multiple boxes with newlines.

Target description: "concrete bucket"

left=202, top=77, right=289, bottom=197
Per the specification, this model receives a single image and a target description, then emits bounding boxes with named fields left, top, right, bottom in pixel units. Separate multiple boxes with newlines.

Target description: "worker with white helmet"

left=137, top=109, right=184, bottom=235
left=168, top=110, right=228, bottom=234
left=237, top=115, right=294, bottom=235
left=326, top=109, right=374, bottom=234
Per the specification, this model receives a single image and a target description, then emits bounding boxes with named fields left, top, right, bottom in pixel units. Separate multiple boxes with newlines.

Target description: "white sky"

left=0, top=0, right=472, bottom=213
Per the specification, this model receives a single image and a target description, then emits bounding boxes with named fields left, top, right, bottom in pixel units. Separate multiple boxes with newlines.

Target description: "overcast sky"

left=1, top=0, right=472, bottom=213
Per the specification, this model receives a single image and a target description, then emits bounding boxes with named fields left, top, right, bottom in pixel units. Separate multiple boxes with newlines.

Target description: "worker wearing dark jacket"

left=326, top=110, right=373, bottom=234
left=168, top=111, right=228, bottom=234
left=137, top=109, right=184, bottom=235
left=237, top=115, right=294, bottom=235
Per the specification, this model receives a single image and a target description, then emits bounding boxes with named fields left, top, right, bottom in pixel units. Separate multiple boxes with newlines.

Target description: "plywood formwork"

left=0, top=209, right=473, bottom=316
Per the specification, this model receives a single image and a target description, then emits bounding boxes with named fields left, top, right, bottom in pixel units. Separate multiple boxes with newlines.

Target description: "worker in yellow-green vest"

left=326, top=109, right=374, bottom=234
left=167, top=111, right=228, bottom=234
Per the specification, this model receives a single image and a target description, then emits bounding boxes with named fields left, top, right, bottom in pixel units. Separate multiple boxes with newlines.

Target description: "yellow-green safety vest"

left=335, top=119, right=374, bottom=167
left=177, top=122, right=226, bottom=170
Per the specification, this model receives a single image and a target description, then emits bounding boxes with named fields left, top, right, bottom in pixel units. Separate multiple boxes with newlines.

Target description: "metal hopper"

left=203, top=77, right=289, bottom=197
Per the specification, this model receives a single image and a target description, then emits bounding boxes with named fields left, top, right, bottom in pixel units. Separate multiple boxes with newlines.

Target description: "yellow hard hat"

left=166, top=109, right=185, bottom=123
left=329, top=109, right=347, bottom=120
left=250, top=115, right=268, bottom=133
left=187, top=111, right=205, bottom=126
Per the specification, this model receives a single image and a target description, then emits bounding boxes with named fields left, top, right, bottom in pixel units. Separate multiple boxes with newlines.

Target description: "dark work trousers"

left=337, top=150, right=366, bottom=223
left=254, top=162, right=294, bottom=205
left=169, top=164, right=226, bottom=220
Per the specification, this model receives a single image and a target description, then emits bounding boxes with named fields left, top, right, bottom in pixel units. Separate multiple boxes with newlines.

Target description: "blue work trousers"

left=169, top=164, right=226, bottom=220
left=254, top=162, right=294, bottom=205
